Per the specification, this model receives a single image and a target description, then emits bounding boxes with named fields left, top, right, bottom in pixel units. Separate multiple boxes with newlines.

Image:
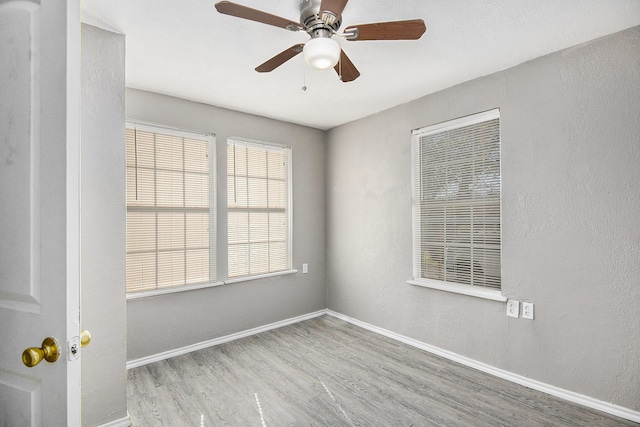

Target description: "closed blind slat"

left=125, top=126, right=213, bottom=293
left=413, top=111, right=501, bottom=289
left=227, top=139, right=291, bottom=279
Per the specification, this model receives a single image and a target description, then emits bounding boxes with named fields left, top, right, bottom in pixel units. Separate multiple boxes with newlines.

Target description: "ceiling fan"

left=215, top=0, right=427, bottom=82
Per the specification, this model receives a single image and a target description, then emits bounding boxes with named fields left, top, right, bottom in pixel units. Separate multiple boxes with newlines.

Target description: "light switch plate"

left=506, top=300, right=520, bottom=318
left=302, top=263, right=308, bottom=274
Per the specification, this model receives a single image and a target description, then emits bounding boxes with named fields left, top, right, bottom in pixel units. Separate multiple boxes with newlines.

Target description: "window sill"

left=407, top=279, right=507, bottom=302
left=126, top=269, right=299, bottom=300
left=224, top=269, right=298, bottom=285
left=126, top=280, right=225, bottom=300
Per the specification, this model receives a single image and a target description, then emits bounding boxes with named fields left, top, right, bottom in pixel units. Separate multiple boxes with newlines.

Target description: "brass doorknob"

left=22, top=337, right=60, bottom=368
left=80, top=330, right=91, bottom=347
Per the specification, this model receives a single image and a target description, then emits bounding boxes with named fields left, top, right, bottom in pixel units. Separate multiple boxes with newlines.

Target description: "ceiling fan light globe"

left=303, top=37, right=341, bottom=70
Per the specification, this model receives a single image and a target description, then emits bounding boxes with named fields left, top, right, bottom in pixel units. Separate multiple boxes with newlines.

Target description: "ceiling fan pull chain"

left=302, top=58, right=308, bottom=91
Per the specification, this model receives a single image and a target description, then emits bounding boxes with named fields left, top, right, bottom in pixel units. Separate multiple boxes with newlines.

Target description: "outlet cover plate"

left=506, top=300, right=519, bottom=318
left=522, top=302, right=534, bottom=320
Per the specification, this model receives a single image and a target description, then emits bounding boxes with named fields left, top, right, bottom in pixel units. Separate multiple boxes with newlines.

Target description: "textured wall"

left=326, top=26, right=640, bottom=411
left=81, top=25, right=128, bottom=426
left=125, top=89, right=327, bottom=360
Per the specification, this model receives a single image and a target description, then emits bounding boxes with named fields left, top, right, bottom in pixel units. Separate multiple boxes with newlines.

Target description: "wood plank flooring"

left=127, top=315, right=636, bottom=426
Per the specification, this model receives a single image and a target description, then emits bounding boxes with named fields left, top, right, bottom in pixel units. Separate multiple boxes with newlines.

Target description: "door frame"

left=66, top=0, right=82, bottom=422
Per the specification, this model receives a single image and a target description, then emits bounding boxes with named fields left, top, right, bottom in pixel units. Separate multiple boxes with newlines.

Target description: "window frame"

left=125, top=121, right=222, bottom=300
left=408, top=109, right=506, bottom=302
left=226, top=137, right=294, bottom=281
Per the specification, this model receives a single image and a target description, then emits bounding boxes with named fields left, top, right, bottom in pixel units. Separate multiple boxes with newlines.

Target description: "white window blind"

left=227, top=139, right=291, bottom=278
left=125, top=124, right=213, bottom=293
left=412, top=109, right=501, bottom=290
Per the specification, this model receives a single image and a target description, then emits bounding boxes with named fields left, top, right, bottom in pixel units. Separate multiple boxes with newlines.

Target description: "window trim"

left=125, top=120, right=217, bottom=296
left=226, top=137, right=293, bottom=280
left=409, top=109, right=505, bottom=301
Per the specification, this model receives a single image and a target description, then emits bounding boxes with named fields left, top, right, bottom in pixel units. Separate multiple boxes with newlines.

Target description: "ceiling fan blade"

left=345, top=19, right=426, bottom=41
left=319, top=0, right=349, bottom=24
left=334, top=50, right=360, bottom=82
left=215, top=1, right=302, bottom=31
left=255, top=44, right=305, bottom=73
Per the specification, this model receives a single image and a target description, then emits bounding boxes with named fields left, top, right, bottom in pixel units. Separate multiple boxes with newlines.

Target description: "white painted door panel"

left=0, top=0, right=80, bottom=425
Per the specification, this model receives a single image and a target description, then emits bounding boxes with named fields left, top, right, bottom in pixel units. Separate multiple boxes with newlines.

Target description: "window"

left=227, top=138, right=292, bottom=279
left=411, top=109, right=502, bottom=295
left=125, top=123, right=214, bottom=294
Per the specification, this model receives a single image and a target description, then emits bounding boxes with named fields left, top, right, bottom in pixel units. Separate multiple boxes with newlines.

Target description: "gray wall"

left=81, top=25, right=128, bottom=425
left=125, top=89, right=327, bottom=360
left=326, top=26, right=640, bottom=412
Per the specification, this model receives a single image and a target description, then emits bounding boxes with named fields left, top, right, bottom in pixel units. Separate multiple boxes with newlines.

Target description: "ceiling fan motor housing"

left=300, top=0, right=342, bottom=37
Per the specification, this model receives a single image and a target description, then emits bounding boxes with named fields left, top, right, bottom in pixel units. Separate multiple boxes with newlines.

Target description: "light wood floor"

left=127, top=315, right=635, bottom=426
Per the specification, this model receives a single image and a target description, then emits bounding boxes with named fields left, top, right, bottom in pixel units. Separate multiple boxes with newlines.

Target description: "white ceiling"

left=81, top=0, right=640, bottom=130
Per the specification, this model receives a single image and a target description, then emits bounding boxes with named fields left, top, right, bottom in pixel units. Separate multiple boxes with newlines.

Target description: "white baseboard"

left=326, top=310, right=640, bottom=424
left=98, top=413, right=131, bottom=427
left=126, top=309, right=328, bottom=370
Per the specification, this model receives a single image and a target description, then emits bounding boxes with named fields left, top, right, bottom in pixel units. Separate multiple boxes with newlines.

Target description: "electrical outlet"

left=522, top=302, right=534, bottom=320
left=506, top=300, right=520, bottom=318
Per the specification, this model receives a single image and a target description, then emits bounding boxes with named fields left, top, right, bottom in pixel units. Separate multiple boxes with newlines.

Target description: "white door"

left=0, top=0, right=81, bottom=425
